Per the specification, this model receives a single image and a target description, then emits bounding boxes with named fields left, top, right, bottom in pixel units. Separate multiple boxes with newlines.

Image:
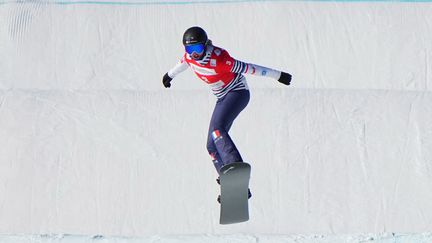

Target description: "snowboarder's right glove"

left=278, top=72, right=292, bottom=85
left=162, top=73, right=173, bottom=88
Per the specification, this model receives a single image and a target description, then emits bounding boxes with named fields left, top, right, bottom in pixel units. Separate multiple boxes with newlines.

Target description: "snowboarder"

left=162, top=26, right=291, bottom=200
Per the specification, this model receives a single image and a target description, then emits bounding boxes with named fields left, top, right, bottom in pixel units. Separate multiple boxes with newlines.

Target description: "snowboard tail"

left=219, top=162, right=251, bottom=225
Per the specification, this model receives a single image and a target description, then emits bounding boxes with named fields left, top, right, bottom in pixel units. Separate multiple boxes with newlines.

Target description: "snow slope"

left=1, top=0, right=432, bottom=240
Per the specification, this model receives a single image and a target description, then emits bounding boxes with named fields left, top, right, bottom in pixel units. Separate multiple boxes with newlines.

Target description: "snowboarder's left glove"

left=278, top=72, right=292, bottom=85
left=162, top=73, right=173, bottom=88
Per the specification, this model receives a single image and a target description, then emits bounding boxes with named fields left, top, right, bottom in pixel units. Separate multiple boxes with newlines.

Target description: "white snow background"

left=1, top=0, right=432, bottom=242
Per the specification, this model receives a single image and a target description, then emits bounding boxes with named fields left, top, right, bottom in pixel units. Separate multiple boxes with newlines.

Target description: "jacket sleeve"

left=218, top=50, right=282, bottom=80
left=167, top=55, right=189, bottom=79
left=231, top=59, right=282, bottom=80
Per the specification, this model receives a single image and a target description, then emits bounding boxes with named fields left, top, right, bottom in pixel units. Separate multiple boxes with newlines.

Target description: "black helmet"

left=183, top=26, right=208, bottom=46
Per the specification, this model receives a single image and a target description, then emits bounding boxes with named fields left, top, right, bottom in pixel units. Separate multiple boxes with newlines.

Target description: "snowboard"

left=219, top=162, right=251, bottom=225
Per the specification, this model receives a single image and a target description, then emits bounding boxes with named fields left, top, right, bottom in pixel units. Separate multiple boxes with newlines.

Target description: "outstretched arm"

left=162, top=57, right=189, bottom=88
left=231, top=60, right=280, bottom=79
left=217, top=50, right=291, bottom=85
left=231, top=59, right=291, bottom=85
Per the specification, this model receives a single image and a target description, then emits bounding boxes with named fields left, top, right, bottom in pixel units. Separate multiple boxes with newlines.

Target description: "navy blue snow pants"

left=207, top=89, right=250, bottom=174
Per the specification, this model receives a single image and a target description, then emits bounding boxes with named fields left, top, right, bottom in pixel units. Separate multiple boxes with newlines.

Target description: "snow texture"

left=1, top=233, right=432, bottom=243
left=1, top=0, right=432, bottom=241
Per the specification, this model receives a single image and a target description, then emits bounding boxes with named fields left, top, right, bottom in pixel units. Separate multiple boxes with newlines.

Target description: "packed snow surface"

left=1, top=0, right=432, bottom=241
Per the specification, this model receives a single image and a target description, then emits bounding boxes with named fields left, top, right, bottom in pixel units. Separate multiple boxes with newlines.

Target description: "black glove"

left=278, top=72, right=292, bottom=85
left=162, top=73, right=173, bottom=88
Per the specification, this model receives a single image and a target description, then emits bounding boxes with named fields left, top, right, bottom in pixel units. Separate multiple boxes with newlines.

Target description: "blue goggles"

left=185, top=43, right=205, bottom=55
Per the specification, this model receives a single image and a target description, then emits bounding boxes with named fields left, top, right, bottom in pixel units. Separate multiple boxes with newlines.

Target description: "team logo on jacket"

left=210, top=59, right=217, bottom=67
left=214, top=49, right=221, bottom=56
